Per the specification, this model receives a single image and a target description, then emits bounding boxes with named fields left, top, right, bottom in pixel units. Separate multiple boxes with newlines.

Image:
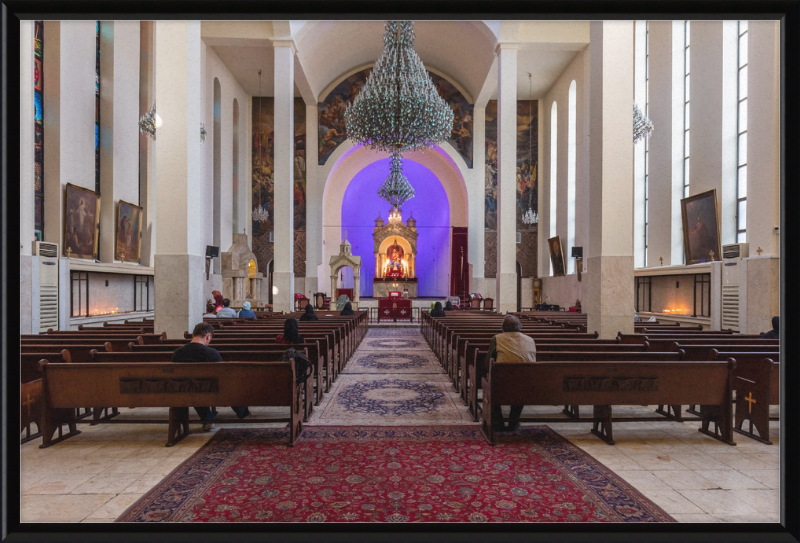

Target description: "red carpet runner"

left=117, top=425, right=675, bottom=523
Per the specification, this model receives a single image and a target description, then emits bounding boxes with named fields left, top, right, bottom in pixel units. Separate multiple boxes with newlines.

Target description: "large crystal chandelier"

left=344, top=21, right=454, bottom=153
left=377, top=149, right=415, bottom=208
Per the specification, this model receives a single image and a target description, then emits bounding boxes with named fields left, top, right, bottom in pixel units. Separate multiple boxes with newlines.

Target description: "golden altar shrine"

left=372, top=207, right=418, bottom=298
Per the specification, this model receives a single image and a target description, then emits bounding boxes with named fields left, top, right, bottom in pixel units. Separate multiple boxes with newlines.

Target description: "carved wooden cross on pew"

left=745, top=392, right=756, bottom=414
left=22, top=394, right=34, bottom=417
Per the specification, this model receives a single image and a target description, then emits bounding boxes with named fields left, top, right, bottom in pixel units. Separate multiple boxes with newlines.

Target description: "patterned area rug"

left=366, top=328, right=423, bottom=337
left=360, top=337, right=429, bottom=351
left=343, top=351, right=442, bottom=374
left=117, top=426, right=675, bottom=523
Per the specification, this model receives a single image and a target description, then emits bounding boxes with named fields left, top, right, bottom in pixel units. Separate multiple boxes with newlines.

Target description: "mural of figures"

left=484, top=99, right=539, bottom=279
left=251, top=97, right=307, bottom=278
left=318, top=68, right=474, bottom=168
left=34, top=20, right=44, bottom=237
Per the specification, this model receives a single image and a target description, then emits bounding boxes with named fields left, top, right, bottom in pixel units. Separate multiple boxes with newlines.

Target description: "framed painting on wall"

left=681, top=189, right=722, bottom=264
left=548, top=235, right=566, bottom=277
left=115, top=200, right=143, bottom=263
left=63, top=183, right=100, bottom=259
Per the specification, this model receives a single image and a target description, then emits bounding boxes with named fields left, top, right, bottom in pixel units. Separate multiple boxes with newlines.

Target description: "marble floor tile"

left=21, top=494, right=115, bottom=523
left=652, top=470, right=719, bottom=491
left=615, top=470, right=670, bottom=490
left=22, top=473, right=94, bottom=495
left=85, top=493, right=144, bottom=519
left=666, top=453, right=733, bottom=471
left=679, top=489, right=759, bottom=515
left=695, top=470, right=768, bottom=490
left=640, top=488, right=705, bottom=514
left=617, top=451, right=688, bottom=471
left=736, top=469, right=780, bottom=489
left=70, top=473, right=141, bottom=495
left=706, top=453, right=773, bottom=470
left=724, top=489, right=780, bottom=515
left=671, top=514, right=723, bottom=523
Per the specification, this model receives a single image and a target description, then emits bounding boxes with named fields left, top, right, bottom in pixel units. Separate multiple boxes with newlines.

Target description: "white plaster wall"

left=469, top=107, right=486, bottom=279
left=741, top=256, right=780, bottom=334
left=305, top=103, right=322, bottom=294
left=541, top=273, right=586, bottom=310
left=20, top=257, right=33, bottom=334
left=203, top=44, right=250, bottom=256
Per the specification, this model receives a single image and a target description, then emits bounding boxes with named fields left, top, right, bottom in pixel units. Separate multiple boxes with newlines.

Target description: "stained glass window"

left=34, top=21, right=44, bottom=239
left=95, top=21, right=100, bottom=194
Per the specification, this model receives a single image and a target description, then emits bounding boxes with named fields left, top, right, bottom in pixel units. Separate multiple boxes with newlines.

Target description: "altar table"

left=377, top=297, right=413, bottom=322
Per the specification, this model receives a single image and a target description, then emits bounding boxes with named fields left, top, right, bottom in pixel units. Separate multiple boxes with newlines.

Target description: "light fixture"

left=272, top=285, right=279, bottom=295
left=521, top=73, right=538, bottom=225
left=377, top=149, right=415, bottom=208
left=155, top=113, right=163, bottom=128
left=200, top=123, right=207, bottom=143
left=139, top=101, right=157, bottom=140
left=633, top=101, right=654, bottom=144
left=344, top=21, right=454, bottom=154
left=253, top=69, right=270, bottom=223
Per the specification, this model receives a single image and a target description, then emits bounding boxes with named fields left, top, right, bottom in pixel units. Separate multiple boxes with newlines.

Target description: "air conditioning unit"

left=721, top=243, right=749, bottom=332
left=33, top=241, right=59, bottom=333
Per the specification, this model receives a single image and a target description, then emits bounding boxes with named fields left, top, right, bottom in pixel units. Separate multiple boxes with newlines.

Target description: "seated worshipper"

left=216, top=298, right=238, bottom=318
left=483, top=315, right=537, bottom=432
left=430, top=302, right=446, bottom=318
left=340, top=302, right=355, bottom=316
left=202, top=302, right=217, bottom=318
left=238, top=301, right=256, bottom=319
left=300, top=304, right=319, bottom=321
left=761, top=316, right=780, bottom=339
left=212, top=291, right=224, bottom=313
left=335, top=295, right=350, bottom=311
left=171, top=322, right=250, bottom=430
left=276, top=317, right=305, bottom=345
left=444, top=301, right=455, bottom=311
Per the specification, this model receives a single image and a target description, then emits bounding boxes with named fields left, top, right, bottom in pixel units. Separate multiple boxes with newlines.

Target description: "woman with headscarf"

left=212, top=290, right=224, bottom=313
left=444, top=301, right=455, bottom=311
left=300, top=304, right=319, bottom=321
left=340, top=302, right=355, bottom=316
left=238, top=301, right=256, bottom=319
left=277, top=317, right=305, bottom=344
left=430, top=302, right=446, bottom=318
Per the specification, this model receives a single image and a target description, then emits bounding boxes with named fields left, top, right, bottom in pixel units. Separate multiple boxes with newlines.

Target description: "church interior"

left=15, top=17, right=787, bottom=528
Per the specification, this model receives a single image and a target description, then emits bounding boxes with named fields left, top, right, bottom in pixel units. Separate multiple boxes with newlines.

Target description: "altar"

left=377, top=291, right=413, bottom=322
left=372, top=207, right=419, bottom=298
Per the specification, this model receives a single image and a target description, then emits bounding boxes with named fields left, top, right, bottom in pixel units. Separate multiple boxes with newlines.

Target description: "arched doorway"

left=516, top=261, right=522, bottom=312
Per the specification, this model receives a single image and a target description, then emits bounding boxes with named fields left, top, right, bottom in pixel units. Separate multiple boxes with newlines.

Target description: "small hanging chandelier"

left=253, top=69, right=270, bottom=224
left=521, top=73, right=538, bottom=225
left=633, top=101, right=654, bottom=144
left=344, top=20, right=454, bottom=153
left=377, top=149, right=415, bottom=208
left=139, top=101, right=157, bottom=140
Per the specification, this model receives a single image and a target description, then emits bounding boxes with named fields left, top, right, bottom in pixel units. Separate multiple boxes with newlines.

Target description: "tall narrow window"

left=549, top=101, right=558, bottom=276
left=95, top=21, right=100, bottom=194
left=644, top=22, right=650, bottom=265
left=736, top=21, right=748, bottom=243
left=683, top=21, right=690, bottom=199
left=34, top=21, right=44, bottom=239
left=567, top=81, right=576, bottom=274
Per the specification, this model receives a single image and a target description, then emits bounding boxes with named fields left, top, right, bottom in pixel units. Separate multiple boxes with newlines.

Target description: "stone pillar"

left=139, top=21, right=157, bottom=267
left=495, top=43, right=518, bottom=313
left=271, top=40, right=295, bottom=313
left=153, top=21, right=205, bottom=339
left=646, top=21, right=678, bottom=267
left=586, top=21, right=635, bottom=338
left=98, top=21, right=141, bottom=264
left=305, top=103, right=320, bottom=295
left=690, top=21, right=738, bottom=246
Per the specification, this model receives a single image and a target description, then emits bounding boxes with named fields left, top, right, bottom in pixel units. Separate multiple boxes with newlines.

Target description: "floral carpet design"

left=333, top=378, right=446, bottom=416
left=360, top=338, right=428, bottom=350
left=366, top=327, right=422, bottom=337
left=346, top=352, right=439, bottom=373
left=117, top=426, right=676, bottom=523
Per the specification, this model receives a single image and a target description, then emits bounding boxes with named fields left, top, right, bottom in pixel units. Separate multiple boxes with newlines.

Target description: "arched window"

left=232, top=98, right=240, bottom=233
left=567, top=81, right=576, bottom=274
left=213, top=78, right=221, bottom=256
left=549, top=101, right=558, bottom=276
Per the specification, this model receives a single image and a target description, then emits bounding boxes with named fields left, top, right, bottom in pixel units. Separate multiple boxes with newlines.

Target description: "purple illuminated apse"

left=341, top=159, right=451, bottom=297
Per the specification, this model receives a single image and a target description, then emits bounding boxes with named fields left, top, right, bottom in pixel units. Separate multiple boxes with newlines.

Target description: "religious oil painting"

left=115, top=200, right=142, bottom=263
left=681, top=189, right=721, bottom=264
left=63, top=183, right=99, bottom=259
left=548, top=235, right=566, bottom=277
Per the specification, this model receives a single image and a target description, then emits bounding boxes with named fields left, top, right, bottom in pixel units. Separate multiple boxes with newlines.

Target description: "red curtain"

left=450, top=227, right=469, bottom=297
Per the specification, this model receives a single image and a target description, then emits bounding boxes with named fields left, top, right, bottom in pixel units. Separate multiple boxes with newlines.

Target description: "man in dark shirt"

left=171, top=322, right=250, bottom=430
left=761, top=316, right=779, bottom=339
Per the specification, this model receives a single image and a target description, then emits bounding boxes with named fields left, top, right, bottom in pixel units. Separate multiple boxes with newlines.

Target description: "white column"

left=154, top=21, right=205, bottom=338
left=746, top=21, right=780, bottom=256
left=586, top=21, right=635, bottom=338
left=690, top=21, right=738, bottom=247
left=632, top=21, right=646, bottom=268
left=470, top=106, right=486, bottom=280
left=20, top=20, right=35, bottom=255
left=305, top=102, right=321, bottom=295
left=98, top=21, right=141, bottom=263
left=647, top=21, right=676, bottom=267
left=272, top=40, right=296, bottom=313
left=20, top=20, right=35, bottom=334
left=670, top=20, right=686, bottom=264
left=495, top=43, right=518, bottom=313
left=139, top=21, right=156, bottom=266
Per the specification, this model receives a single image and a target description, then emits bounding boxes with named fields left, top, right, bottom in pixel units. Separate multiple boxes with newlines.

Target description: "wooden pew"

left=717, top=353, right=779, bottom=445
left=39, top=360, right=305, bottom=447
left=618, top=333, right=763, bottom=345
left=480, top=358, right=736, bottom=446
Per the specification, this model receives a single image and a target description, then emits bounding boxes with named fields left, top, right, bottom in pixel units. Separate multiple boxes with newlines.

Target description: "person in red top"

left=212, top=290, right=224, bottom=313
left=276, top=317, right=305, bottom=344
